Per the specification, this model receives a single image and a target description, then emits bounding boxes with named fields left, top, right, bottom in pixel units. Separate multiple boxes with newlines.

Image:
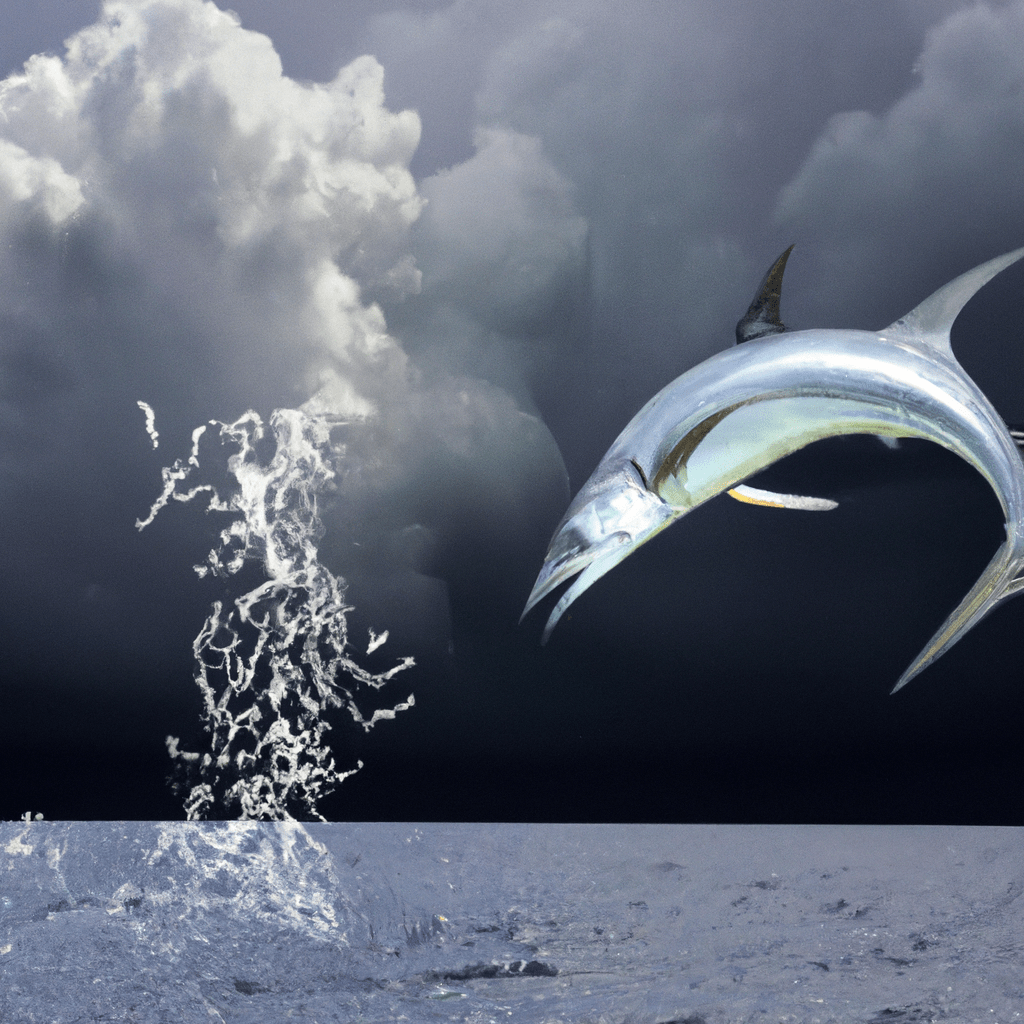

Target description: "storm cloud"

left=0, top=0, right=570, bottom=647
left=2, top=0, right=1023, bottom=821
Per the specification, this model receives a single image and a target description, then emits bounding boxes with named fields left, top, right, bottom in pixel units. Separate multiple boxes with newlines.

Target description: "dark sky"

left=2, top=0, right=1023, bottom=823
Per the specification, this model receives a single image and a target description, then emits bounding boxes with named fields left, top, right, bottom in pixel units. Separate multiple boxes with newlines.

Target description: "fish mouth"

left=521, top=464, right=674, bottom=641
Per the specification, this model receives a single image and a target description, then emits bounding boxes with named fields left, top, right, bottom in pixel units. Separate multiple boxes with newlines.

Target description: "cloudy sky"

left=2, top=0, right=1023, bottom=822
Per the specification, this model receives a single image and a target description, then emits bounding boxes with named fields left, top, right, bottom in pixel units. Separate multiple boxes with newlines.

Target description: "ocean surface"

left=2, top=821, right=1022, bottom=1022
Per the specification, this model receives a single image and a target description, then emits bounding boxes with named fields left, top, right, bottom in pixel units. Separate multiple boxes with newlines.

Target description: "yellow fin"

left=728, top=484, right=838, bottom=511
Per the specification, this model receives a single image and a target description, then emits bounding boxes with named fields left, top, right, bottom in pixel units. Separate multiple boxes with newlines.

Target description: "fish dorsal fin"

left=736, top=245, right=794, bottom=343
left=883, top=245, right=1024, bottom=356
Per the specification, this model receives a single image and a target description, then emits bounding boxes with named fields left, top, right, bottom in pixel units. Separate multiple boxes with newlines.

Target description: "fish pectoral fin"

left=727, top=484, right=838, bottom=511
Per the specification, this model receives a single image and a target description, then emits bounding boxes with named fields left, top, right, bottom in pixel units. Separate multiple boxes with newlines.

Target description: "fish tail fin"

left=884, top=246, right=1024, bottom=357
left=891, top=539, right=1023, bottom=693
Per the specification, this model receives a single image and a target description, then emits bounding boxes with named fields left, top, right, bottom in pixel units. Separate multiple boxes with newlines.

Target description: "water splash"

left=137, top=401, right=159, bottom=449
left=137, top=405, right=415, bottom=821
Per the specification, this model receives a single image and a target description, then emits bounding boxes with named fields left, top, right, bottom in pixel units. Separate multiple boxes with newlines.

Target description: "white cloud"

left=0, top=0, right=571, bottom=679
left=0, top=0, right=567, bottom=499
left=0, top=138, right=84, bottom=225
left=0, top=0, right=427, bottom=430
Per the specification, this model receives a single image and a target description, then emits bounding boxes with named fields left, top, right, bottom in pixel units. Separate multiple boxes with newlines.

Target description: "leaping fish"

left=522, top=245, right=1024, bottom=691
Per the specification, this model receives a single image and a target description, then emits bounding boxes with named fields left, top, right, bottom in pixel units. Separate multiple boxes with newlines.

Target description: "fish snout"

left=521, top=464, right=673, bottom=639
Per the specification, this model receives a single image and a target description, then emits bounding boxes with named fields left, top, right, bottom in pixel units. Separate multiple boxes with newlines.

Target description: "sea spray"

left=137, top=406, right=414, bottom=820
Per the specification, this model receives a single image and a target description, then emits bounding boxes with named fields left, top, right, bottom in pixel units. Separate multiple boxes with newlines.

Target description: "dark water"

left=1, top=821, right=1022, bottom=1022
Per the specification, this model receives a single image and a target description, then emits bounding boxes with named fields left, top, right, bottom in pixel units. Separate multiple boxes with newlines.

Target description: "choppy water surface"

left=2, top=822, right=1022, bottom=1022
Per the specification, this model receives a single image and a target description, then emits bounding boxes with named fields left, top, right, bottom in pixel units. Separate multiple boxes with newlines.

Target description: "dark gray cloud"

left=345, top=0, right=967, bottom=480
left=775, top=0, right=1024, bottom=421
left=414, top=128, right=587, bottom=337
left=777, top=2, right=1024, bottom=300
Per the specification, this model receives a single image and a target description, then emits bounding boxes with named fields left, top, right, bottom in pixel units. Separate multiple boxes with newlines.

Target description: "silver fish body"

left=523, top=247, right=1024, bottom=691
